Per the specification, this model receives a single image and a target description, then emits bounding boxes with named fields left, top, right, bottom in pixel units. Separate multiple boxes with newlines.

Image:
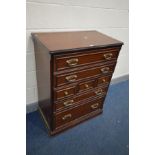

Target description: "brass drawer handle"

left=91, top=103, right=99, bottom=109
left=63, top=100, right=74, bottom=107
left=95, top=88, right=104, bottom=96
left=102, top=78, right=106, bottom=82
left=66, top=58, right=79, bottom=67
left=103, top=53, right=113, bottom=60
left=100, top=67, right=110, bottom=74
left=84, top=84, right=89, bottom=88
left=64, top=91, right=69, bottom=96
left=62, top=114, right=72, bottom=120
left=65, top=75, right=77, bottom=82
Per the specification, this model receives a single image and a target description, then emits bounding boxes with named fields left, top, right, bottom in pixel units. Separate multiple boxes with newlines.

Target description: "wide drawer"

left=55, top=86, right=107, bottom=111
left=54, top=98, right=103, bottom=128
left=55, top=62, right=116, bottom=87
left=54, top=47, right=120, bottom=71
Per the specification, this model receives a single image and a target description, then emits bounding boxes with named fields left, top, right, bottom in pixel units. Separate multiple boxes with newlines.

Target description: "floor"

left=26, top=80, right=129, bottom=155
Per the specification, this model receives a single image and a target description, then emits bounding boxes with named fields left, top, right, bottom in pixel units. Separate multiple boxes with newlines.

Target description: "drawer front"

left=54, top=98, right=104, bottom=128
left=54, top=86, right=75, bottom=100
left=97, top=75, right=112, bottom=86
left=54, top=47, right=120, bottom=71
left=78, top=80, right=95, bottom=93
left=55, top=86, right=107, bottom=111
left=55, top=63, right=116, bottom=87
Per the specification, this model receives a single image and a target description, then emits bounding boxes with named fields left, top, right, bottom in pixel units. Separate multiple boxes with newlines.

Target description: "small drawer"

left=78, top=80, right=95, bottom=92
left=54, top=47, right=120, bottom=71
left=54, top=98, right=104, bottom=128
left=54, top=86, right=75, bottom=101
left=55, top=86, right=108, bottom=111
left=55, top=63, right=116, bottom=87
left=97, top=75, right=112, bottom=86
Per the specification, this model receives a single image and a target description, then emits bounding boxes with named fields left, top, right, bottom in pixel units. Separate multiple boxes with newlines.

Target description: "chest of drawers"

left=32, top=31, right=123, bottom=135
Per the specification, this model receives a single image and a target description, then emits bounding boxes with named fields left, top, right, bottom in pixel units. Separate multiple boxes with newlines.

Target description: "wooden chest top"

left=32, top=30, right=123, bottom=53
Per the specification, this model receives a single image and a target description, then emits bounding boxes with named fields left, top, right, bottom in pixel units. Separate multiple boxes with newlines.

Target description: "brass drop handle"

left=64, top=91, right=69, bottom=96
left=103, top=53, right=113, bottom=60
left=84, top=84, right=89, bottom=88
left=66, top=58, right=79, bottom=67
left=100, top=67, right=110, bottom=74
left=62, top=114, right=72, bottom=120
left=65, top=75, right=77, bottom=82
left=91, top=103, right=99, bottom=109
left=63, top=100, right=74, bottom=107
left=95, top=88, right=104, bottom=96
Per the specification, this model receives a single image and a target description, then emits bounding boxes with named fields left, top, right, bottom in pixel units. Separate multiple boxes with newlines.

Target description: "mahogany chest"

left=32, top=31, right=123, bottom=135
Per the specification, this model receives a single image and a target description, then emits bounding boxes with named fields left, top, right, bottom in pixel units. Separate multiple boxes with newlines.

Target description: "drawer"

left=54, top=47, right=120, bottom=71
left=97, top=75, right=112, bottom=86
left=54, top=98, right=104, bottom=128
left=78, top=80, right=95, bottom=93
left=55, top=86, right=107, bottom=111
left=54, top=86, right=75, bottom=101
left=55, top=62, right=116, bottom=87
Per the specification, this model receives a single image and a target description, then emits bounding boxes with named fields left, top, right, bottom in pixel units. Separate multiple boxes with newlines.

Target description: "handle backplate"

left=100, top=67, right=110, bottom=74
left=91, top=103, right=99, bottom=109
left=95, top=88, right=104, bottom=96
left=63, top=100, right=74, bottom=107
left=65, top=75, right=77, bottom=82
left=103, top=53, right=113, bottom=60
left=66, top=58, right=79, bottom=67
left=62, top=114, right=72, bottom=120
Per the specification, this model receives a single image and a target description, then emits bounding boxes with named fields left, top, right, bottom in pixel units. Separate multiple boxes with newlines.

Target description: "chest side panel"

left=33, top=36, right=53, bottom=130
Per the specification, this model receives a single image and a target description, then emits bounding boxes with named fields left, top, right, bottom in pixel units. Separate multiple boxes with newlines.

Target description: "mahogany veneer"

left=32, top=30, right=123, bottom=135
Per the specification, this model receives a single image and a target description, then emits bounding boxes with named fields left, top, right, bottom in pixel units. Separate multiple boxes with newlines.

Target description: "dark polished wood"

left=55, top=62, right=116, bottom=87
left=97, top=75, right=113, bottom=86
left=32, top=31, right=123, bottom=53
left=54, top=86, right=75, bottom=101
left=54, top=47, right=120, bottom=71
left=55, top=86, right=107, bottom=111
left=54, top=98, right=104, bottom=128
left=32, top=36, right=53, bottom=130
left=32, top=30, right=123, bottom=135
left=78, top=79, right=95, bottom=93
